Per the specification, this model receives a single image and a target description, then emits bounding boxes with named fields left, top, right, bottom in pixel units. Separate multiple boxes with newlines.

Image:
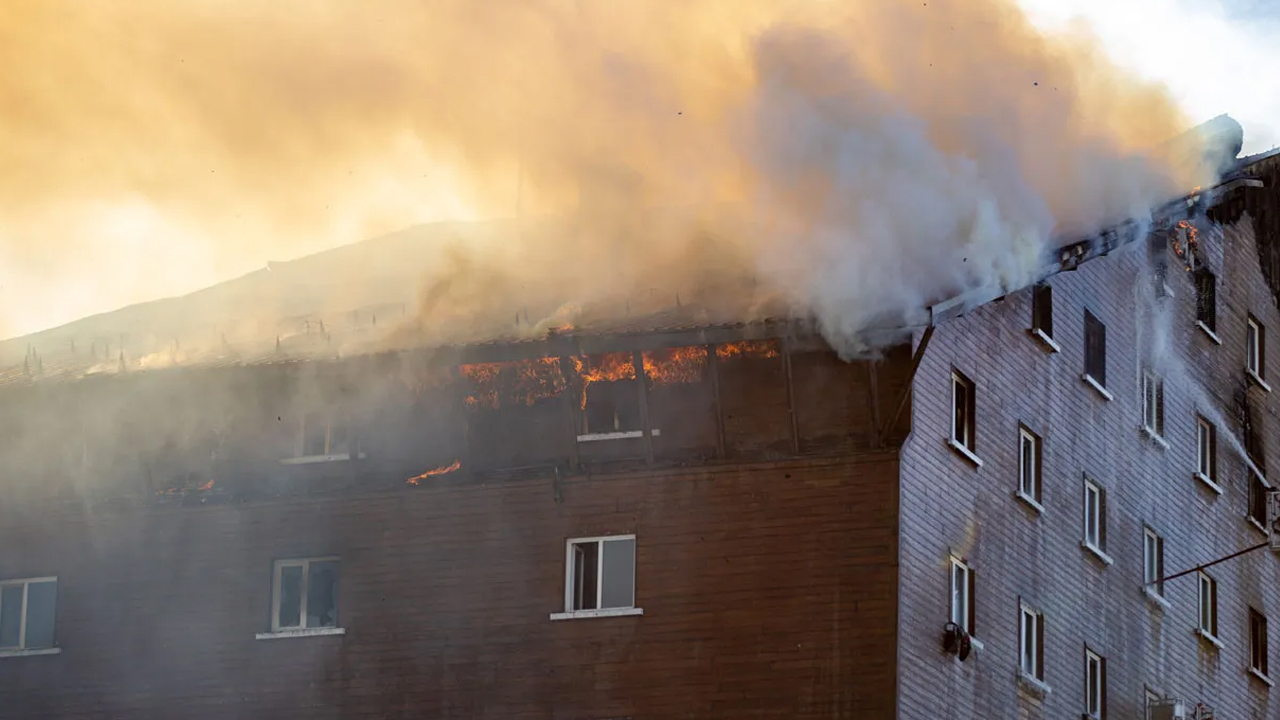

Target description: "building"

left=2, top=134, right=1280, bottom=719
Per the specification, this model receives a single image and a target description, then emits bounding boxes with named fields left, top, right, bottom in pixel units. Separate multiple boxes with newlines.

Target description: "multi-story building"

left=1, top=124, right=1279, bottom=719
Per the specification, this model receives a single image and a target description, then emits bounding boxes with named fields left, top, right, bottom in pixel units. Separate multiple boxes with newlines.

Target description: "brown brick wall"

left=0, top=453, right=899, bottom=720
left=899, top=215, right=1280, bottom=719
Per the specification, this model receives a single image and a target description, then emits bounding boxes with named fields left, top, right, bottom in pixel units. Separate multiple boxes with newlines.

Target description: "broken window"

left=565, top=536, right=636, bottom=612
left=271, top=558, right=339, bottom=632
left=575, top=353, right=642, bottom=437
left=1150, top=234, right=1169, bottom=299
left=0, top=577, right=57, bottom=650
left=1031, top=284, right=1053, bottom=339
left=1084, top=310, right=1107, bottom=387
left=1195, top=268, right=1216, bottom=332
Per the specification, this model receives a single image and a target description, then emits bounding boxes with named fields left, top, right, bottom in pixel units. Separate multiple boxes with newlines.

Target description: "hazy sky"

left=0, top=0, right=1271, bottom=341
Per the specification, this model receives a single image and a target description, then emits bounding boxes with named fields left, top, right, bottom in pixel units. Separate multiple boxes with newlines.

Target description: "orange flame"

left=461, top=357, right=566, bottom=409
left=571, top=352, right=636, bottom=408
left=643, top=346, right=707, bottom=384
left=1173, top=219, right=1200, bottom=271
left=716, top=340, right=780, bottom=360
left=199, top=478, right=215, bottom=491
left=406, top=459, right=462, bottom=485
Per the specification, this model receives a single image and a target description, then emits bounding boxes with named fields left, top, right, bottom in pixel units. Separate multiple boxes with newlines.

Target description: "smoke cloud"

left=0, top=0, right=1211, bottom=352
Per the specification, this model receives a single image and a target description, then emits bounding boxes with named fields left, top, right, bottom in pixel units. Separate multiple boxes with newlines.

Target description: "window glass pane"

left=572, top=542, right=599, bottom=610
left=1021, top=612, right=1033, bottom=670
left=951, top=564, right=963, bottom=625
left=600, top=538, right=636, bottom=609
left=23, top=581, right=56, bottom=649
left=278, top=565, right=303, bottom=628
left=0, top=585, right=22, bottom=648
left=306, top=561, right=339, bottom=628
left=1085, top=487, right=1097, bottom=544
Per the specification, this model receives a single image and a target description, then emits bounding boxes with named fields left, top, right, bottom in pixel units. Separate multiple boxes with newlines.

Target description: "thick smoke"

left=0, top=0, right=1212, bottom=352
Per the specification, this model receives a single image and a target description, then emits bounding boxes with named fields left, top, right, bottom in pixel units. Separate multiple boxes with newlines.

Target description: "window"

left=578, top=353, right=642, bottom=437
left=1019, top=603, right=1045, bottom=681
left=280, top=411, right=356, bottom=463
left=1084, top=310, right=1107, bottom=387
left=563, top=535, right=637, bottom=615
left=1248, top=315, right=1266, bottom=380
left=1142, top=371, right=1164, bottom=437
left=1018, top=427, right=1041, bottom=505
left=950, top=557, right=976, bottom=635
left=1198, top=572, right=1218, bottom=639
left=1251, top=608, right=1270, bottom=678
left=951, top=370, right=976, bottom=453
left=0, top=578, right=57, bottom=651
left=1143, top=528, right=1164, bottom=597
left=1249, top=471, right=1270, bottom=528
left=1145, top=689, right=1162, bottom=719
left=1195, top=268, right=1216, bottom=332
left=1084, top=478, right=1106, bottom=552
left=1197, top=417, right=1217, bottom=482
left=1085, top=648, right=1106, bottom=719
left=271, top=557, right=339, bottom=632
left=1031, top=284, right=1053, bottom=338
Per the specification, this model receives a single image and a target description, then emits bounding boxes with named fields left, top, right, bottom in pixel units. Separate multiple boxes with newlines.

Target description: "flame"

left=1173, top=219, right=1200, bottom=271
left=716, top=340, right=780, bottom=360
left=461, top=357, right=565, bottom=409
left=406, top=459, right=462, bottom=485
left=643, top=346, right=707, bottom=385
left=198, top=478, right=215, bottom=491
left=571, top=352, right=636, bottom=408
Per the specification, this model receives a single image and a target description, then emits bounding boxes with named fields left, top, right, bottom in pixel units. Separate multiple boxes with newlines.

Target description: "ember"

left=406, top=459, right=462, bottom=485
left=461, top=357, right=566, bottom=409
left=716, top=340, right=780, bottom=360
left=643, top=346, right=707, bottom=385
left=572, top=352, right=636, bottom=408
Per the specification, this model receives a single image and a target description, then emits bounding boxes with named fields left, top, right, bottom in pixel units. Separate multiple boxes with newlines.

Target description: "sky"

left=1016, top=0, right=1280, bottom=154
left=0, top=0, right=1275, bottom=341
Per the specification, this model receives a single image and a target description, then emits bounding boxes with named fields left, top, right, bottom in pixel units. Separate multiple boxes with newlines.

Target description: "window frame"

left=1195, top=267, right=1217, bottom=335
left=1085, top=647, right=1106, bottom=719
left=1143, top=527, right=1165, bottom=598
left=1249, top=469, right=1271, bottom=531
left=0, top=576, right=58, bottom=652
left=1196, top=417, right=1218, bottom=487
left=949, top=557, right=976, bottom=636
left=1248, top=314, right=1267, bottom=384
left=555, top=534, right=641, bottom=620
left=1251, top=607, right=1270, bottom=679
left=950, top=370, right=977, bottom=454
left=269, top=556, right=341, bottom=634
left=1197, top=571, right=1219, bottom=641
left=1019, top=601, right=1045, bottom=682
left=1084, top=309, right=1107, bottom=388
left=279, top=411, right=363, bottom=465
left=1083, top=477, right=1106, bottom=553
left=1141, top=371, right=1165, bottom=438
left=1017, top=426, right=1042, bottom=507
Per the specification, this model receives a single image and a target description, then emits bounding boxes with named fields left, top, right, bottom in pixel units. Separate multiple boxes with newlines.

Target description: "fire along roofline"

left=927, top=175, right=1265, bottom=328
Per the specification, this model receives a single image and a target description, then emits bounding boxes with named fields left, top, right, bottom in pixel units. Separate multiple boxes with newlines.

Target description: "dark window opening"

left=575, top=353, right=642, bottom=436
left=1250, top=472, right=1270, bottom=528
left=1031, top=284, right=1053, bottom=338
left=1195, top=268, right=1216, bottom=332
left=1252, top=609, right=1270, bottom=677
left=1084, top=310, right=1107, bottom=386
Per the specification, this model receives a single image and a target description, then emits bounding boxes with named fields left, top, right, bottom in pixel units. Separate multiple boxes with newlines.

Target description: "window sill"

left=550, top=607, right=644, bottom=621
left=576, top=429, right=660, bottom=442
left=1197, top=321, right=1222, bottom=345
left=947, top=439, right=984, bottom=468
left=1014, top=490, right=1044, bottom=514
left=1081, top=542, right=1114, bottom=566
left=1196, top=628, right=1225, bottom=650
left=1249, top=516, right=1269, bottom=536
left=1027, top=328, right=1061, bottom=354
left=1141, top=426, right=1170, bottom=450
left=1249, top=667, right=1276, bottom=687
left=255, top=627, right=346, bottom=640
left=1194, top=472, right=1224, bottom=495
left=1247, top=368, right=1272, bottom=393
left=1081, top=374, right=1113, bottom=401
left=1016, top=671, right=1051, bottom=698
left=1144, top=587, right=1171, bottom=609
left=0, top=647, right=61, bottom=658
left=279, top=452, right=367, bottom=466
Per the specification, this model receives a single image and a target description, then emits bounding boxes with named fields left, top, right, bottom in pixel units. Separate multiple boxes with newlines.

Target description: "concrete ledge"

left=0, top=647, right=61, bottom=659
left=550, top=607, right=644, bottom=621
left=255, top=627, right=346, bottom=641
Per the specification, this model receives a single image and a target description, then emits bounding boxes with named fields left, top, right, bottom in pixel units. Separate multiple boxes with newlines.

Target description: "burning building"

left=2, top=123, right=1280, bottom=719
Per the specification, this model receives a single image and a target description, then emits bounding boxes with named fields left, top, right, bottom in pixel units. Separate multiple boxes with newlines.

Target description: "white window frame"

left=1143, top=528, right=1164, bottom=598
left=1196, top=417, right=1218, bottom=489
left=262, top=556, right=342, bottom=638
left=552, top=534, right=642, bottom=620
left=1198, top=571, right=1219, bottom=642
left=951, top=371, right=975, bottom=451
left=1018, top=427, right=1041, bottom=507
left=949, top=557, right=974, bottom=635
left=1019, top=603, right=1044, bottom=681
left=1083, top=479, right=1104, bottom=552
left=0, top=576, right=58, bottom=654
left=279, top=413, right=365, bottom=465
left=1085, top=648, right=1104, bottom=719
left=1248, top=316, right=1264, bottom=378
left=1141, top=371, right=1164, bottom=438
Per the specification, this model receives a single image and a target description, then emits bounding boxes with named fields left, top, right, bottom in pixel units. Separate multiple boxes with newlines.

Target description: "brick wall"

left=899, top=214, right=1280, bottom=719
left=0, top=454, right=899, bottom=719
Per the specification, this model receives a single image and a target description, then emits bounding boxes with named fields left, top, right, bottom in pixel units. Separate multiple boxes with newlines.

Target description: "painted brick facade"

left=899, top=209, right=1280, bottom=719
